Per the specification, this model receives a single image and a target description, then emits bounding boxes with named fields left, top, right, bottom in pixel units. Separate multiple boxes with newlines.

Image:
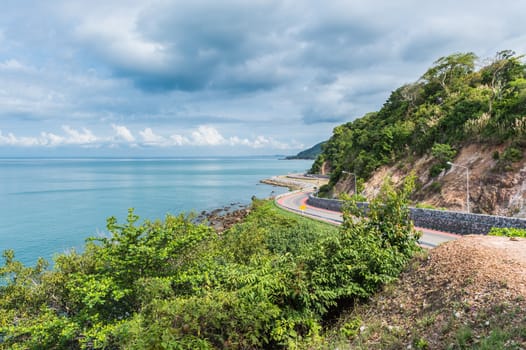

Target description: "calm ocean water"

left=0, top=157, right=312, bottom=265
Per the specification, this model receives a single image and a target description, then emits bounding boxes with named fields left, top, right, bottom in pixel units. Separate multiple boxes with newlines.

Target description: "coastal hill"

left=285, top=141, right=325, bottom=160
left=312, top=51, right=526, bottom=216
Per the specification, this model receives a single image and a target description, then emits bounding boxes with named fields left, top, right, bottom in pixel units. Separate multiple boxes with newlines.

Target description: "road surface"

left=276, top=190, right=459, bottom=248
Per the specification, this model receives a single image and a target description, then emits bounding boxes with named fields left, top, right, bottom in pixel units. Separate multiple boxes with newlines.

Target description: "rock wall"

left=307, top=195, right=526, bottom=234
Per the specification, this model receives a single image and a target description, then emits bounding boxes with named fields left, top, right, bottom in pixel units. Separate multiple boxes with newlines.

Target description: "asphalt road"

left=276, top=190, right=459, bottom=248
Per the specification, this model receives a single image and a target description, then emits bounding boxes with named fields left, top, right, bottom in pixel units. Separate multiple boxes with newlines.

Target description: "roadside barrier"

left=306, top=195, right=526, bottom=235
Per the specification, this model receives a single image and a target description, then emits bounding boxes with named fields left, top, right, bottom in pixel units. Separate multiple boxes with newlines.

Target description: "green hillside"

left=312, top=51, right=526, bottom=189
left=286, top=141, right=325, bottom=159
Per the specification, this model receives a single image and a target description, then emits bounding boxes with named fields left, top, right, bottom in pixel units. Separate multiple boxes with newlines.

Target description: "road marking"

left=276, top=190, right=459, bottom=248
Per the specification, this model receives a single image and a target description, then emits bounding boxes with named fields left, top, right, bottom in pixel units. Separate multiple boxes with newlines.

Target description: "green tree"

left=422, top=52, right=477, bottom=96
left=431, top=143, right=456, bottom=163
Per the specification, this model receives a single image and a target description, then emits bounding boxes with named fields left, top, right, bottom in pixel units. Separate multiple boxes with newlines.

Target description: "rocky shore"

left=197, top=174, right=328, bottom=233
left=195, top=203, right=251, bottom=233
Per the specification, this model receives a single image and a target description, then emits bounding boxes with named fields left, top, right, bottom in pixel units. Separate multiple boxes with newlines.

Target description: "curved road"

left=276, top=190, right=459, bottom=248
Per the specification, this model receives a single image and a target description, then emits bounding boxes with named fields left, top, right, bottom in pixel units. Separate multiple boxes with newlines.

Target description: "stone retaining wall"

left=307, top=195, right=526, bottom=234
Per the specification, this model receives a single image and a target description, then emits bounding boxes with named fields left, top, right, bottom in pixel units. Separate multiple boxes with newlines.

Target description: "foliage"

left=0, top=187, right=420, bottom=349
left=428, top=143, right=456, bottom=177
left=312, top=51, right=526, bottom=190
left=429, top=163, right=445, bottom=178
left=339, top=192, right=367, bottom=203
left=431, top=143, right=457, bottom=163
left=488, top=227, right=526, bottom=238
left=501, top=146, right=523, bottom=162
left=494, top=145, right=524, bottom=172
left=316, top=184, right=331, bottom=197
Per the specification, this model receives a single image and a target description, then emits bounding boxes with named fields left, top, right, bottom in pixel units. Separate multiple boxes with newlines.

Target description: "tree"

left=481, top=50, right=525, bottom=114
left=422, top=52, right=477, bottom=96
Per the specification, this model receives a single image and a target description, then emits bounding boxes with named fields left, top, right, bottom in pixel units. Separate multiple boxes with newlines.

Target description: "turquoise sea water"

left=0, top=157, right=312, bottom=265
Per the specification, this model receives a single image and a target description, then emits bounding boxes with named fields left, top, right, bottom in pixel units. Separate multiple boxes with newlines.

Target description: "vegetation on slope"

left=312, top=50, right=526, bottom=190
left=0, top=178, right=419, bottom=349
left=285, top=141, right=326, bottom=160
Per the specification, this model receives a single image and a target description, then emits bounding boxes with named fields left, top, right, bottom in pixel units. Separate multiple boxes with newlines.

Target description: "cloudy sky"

left=0, top=0, right=525, bottom=156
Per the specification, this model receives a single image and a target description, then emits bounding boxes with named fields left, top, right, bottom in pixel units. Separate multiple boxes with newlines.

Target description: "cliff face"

left=331, top=143, right=526, bottom=217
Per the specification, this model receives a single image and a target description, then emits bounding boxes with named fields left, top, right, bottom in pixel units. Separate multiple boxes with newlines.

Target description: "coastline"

left=200, top=173, right=328, bottom=233
left=260, top=173, right=328, bottom=191
left=1, top=157, right=313, bottom=267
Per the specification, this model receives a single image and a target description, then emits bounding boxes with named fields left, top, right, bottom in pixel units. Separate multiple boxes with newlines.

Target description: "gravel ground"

left=344, top=235, right=526, bottom=349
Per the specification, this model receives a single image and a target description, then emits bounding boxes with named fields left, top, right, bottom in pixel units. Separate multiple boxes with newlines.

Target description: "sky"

left=0, top=0, right=525, bottom=156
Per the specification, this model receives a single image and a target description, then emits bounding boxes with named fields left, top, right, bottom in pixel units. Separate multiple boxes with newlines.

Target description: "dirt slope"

left=334, top=143, right=526, bottom=217
left=343, top=235, right=526, bottom=349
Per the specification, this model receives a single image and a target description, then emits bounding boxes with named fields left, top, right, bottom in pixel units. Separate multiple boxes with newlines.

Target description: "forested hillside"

left=313, top=51, right=526, bottom=200
left=286, top=141, right=325, bottom=160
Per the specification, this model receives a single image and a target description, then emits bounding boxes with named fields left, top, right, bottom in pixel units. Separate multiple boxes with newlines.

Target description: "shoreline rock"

left=195, top=203, right=250, bottom=233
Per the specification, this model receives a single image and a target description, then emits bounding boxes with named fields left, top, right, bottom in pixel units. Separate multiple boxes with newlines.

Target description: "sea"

left=0, top=157, right=312, bottom=266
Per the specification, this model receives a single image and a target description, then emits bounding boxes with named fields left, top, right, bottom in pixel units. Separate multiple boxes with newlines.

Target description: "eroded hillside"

left=339, top=235, right=526, bottom=349
left=313, top=51, right=526, bottom=216
left=332, top=142, right=526, bottom=216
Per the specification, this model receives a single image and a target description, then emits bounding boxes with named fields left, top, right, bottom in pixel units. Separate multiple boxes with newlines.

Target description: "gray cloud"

left=1, top=0, right=526, bottom=155
left=302, top=107, right=348, bottom=125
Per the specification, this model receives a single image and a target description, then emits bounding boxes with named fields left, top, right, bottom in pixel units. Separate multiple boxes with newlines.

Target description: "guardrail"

left=307, top=195, right=526, bottom=235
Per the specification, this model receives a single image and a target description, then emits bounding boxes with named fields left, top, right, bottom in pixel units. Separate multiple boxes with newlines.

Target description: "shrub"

left=0, top=189, right=421, bottom=349
left=431, top=143, right=457, bottom=163
left=429, top=163, right=444, bottom=178
left=494, top=146, right=523, bottom=172
left=429, top=181, right=442, bottom=193
left=488, top=227, right=526, bottom=238
left=317, top=184, right=331, bottom=197
left=492, top=150, right=500, bottom=160
left=502, top=146, right=522, bottom=162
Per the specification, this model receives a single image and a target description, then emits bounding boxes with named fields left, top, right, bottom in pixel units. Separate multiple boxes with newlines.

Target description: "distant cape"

left=285, top=141, right=325, bottom=160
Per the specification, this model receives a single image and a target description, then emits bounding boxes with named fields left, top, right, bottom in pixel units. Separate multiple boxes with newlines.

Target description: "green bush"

left=429, top=163, right=445, bottom=177
left=317, top=184, right=331, bottom=197
left=492, top=150, right=500, bottom=160
left=502, top=146, right=523, bottom=162
left=431, top=143, right=456, bottom=163
left=429, top=181, right=442, bottom=193
left=0, top=187, right=420, bottom=349
left=488, top=227, right=526, bottom=238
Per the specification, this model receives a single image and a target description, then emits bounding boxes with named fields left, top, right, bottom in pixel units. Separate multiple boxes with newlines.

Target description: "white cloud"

left=0, top=124, right=301, bottom=150
left=169, top=134, right=190, bottom=146
left=62, top=125, right=98, bottom=144
left=0, top=126, right=99, bottom=147
left=111, top=124, right=135, bottom=142
left=40, top=132, right=65, bottom=146
left=235, top=135, right=302, bottom=150
left=191, top=125, right=226, bottom=146
left=0, top=130, right=40, bottom=146
left=139, top=127, right=166, bottom=145
left=0, top=59, right=29, bottom=72
left=67, top=2, right=170, bottom=75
